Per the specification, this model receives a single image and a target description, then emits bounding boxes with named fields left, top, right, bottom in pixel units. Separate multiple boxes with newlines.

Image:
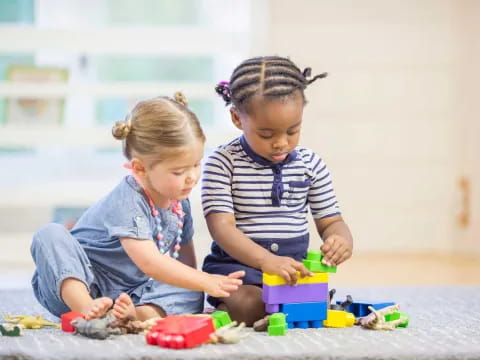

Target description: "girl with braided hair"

left=31, top=93, right=244, bottom=322
left=202, top=56, right=353, bottom=325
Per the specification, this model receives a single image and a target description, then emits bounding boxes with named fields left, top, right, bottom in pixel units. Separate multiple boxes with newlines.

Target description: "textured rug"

left=1, top=286, right=480, bottom=360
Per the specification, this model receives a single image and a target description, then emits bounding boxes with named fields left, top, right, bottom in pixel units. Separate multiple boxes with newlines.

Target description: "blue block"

left=339, top=301, right=395, bottom=317
left=280, top=302, right=328, bottom=323
left=287, top=320, right=324, bottom=329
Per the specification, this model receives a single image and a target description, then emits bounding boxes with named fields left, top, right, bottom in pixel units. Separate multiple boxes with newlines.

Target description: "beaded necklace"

left=124, top=164, right=184, bottom=258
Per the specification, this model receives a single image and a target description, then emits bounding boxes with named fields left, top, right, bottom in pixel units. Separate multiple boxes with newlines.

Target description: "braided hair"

left=215, top=56, right=327, bottom=113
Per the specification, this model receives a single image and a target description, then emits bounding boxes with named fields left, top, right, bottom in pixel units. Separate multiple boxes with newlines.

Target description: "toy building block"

left=265, top=303, right=280, bottom=313
left=263, top=282, right=328, bottom=305
left=385, top=311, right=409, bottom=328
left=211, top=311, right=232, bottom=329
left=280, top=302, right=328, bottom=329
left=340, top=301, right=395, bottom=317
left=323, top=309, right=355, bottom=328
left=0, top=324, right=22, bottom=336
left=146, top=315, right=214, bottom=349
left=263, top=272, right=328, bottom=286
left=61, top=311, right=85, bottom=332
left=267, top=313, right=288, bottom=336
left=302, top=250, right=337, bottom=273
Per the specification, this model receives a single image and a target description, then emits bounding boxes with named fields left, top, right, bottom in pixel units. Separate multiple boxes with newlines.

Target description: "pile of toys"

left=253, top=250, right=409, bottom=336
left=0, top=250, right=409, bottom=348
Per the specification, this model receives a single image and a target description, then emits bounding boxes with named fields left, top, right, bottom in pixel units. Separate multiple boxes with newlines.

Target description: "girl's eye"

left=173, top=171, right=185, bottom=176
left=258, top=134, right=273, bottom=139
left=287, top=130, right=299, bottom=136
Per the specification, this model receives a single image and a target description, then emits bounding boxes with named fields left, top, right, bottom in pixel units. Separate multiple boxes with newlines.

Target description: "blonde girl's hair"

left=111, top=92, right=205, bottom=163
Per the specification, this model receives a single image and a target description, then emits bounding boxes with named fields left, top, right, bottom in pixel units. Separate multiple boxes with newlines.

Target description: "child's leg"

left=31, top=223, right=109, bottom=319
left=217, top=284, right=266, bottom=326
left=60, top=278, right=112, bottom=320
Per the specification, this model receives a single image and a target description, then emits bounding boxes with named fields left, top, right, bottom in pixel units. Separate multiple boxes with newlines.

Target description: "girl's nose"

left=186, top=172, right=197, bottom=185
left=273, top=135, right=288, bottom=150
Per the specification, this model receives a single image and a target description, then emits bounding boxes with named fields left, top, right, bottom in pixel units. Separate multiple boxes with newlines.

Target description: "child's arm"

left=177, top=241, right=197, bottom=268
left=120, top=237, right=244, bottom=297
left=206, top=212, right=312, bottom=285
left=315, top=215, right=353, bottom=266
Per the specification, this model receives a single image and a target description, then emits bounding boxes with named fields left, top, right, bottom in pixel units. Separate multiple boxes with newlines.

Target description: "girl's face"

left=231, top=92, right=304, bottom=163
left=133, top=138, right=204, bottom=208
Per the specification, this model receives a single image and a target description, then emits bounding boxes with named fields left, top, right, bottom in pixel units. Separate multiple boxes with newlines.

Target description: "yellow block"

left=262, top=272, right=328, bottom=286
left=323, top=310, right=355, bottom=328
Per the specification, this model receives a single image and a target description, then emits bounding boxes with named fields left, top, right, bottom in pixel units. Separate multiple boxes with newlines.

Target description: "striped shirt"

left=201, top=136, right=341, bottom=240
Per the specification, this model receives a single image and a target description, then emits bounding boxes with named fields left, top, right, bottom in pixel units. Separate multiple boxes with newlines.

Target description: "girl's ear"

left=230, top=107, right=243, bottom=130
left=131, top=157, right=147, bottom=178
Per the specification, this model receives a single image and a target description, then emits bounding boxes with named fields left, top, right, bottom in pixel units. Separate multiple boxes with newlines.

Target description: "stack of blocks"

left=263, top=250, right=354, bottom=329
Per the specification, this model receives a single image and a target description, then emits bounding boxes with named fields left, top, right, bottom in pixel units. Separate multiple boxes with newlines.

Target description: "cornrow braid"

left=216, top=56, right=327, bottom=112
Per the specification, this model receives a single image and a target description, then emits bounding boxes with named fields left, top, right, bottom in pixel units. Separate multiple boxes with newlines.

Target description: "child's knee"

left=224, top=288, right=265, bottom=325
left=30, top=223, right=71, bottom=259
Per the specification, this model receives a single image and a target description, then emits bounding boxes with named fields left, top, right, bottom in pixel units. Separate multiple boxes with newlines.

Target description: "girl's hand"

left=261, top=254, right=313, bottom=285
left=320, top=234, right=353, bottom=266
left=203, top=270, right=245, bottom=298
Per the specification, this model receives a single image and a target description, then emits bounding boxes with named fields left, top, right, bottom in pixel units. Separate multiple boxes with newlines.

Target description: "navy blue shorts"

left=202, top=234, right=309, bottom=307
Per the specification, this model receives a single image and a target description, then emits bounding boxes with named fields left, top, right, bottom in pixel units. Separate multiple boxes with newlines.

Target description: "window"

left=0, top=0, right=255, bottom=235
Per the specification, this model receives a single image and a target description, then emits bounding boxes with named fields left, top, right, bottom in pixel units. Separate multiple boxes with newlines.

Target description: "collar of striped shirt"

left=239, top=135, right=298, bottom=167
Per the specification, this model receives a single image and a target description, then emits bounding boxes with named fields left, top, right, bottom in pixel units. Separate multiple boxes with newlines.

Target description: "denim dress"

left=31, top=175, right=204, bottom=317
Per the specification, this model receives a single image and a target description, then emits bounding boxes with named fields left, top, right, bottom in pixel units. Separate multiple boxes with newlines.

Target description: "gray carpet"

left=1, top=286, right=480, bottom=360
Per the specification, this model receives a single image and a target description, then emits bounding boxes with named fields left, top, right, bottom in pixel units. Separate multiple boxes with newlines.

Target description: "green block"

left=268, top=313, right=287, bottom=335
left=305, top=250, right=322, bottom=262
left=397, top=312, right=409, bottom=328
left=269, top=313, right=286, bottom=326
left=384, top=312, right=401, bottom=322
left=303, top=259, right=337, bottom=273
left=268, top=324, right=287, bottom=336
left=384, top=311, right=409, bottom=328
left=211, top=311, right=232, bottom=329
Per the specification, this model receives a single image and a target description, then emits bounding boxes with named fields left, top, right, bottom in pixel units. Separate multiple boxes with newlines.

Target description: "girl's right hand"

left=261, top=254, right=313, bottom=285
left=203, top=270, right=245, bottom=298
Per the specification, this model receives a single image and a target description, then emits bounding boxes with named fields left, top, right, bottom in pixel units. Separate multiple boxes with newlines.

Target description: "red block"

left=145, top=315, right=214, bottom=349
left=61, top=311, right=84, bottom=332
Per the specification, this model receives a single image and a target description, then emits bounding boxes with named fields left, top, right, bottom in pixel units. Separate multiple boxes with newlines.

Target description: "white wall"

left=261, top=0, right=475, bottom=254
left=454, top=0, right=480, bottom=253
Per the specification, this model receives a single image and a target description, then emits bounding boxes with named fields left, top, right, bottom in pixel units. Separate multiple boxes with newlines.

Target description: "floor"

left=1, top=251, right=479, bottom=290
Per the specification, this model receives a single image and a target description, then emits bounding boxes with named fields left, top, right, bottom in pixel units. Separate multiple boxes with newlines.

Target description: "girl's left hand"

left=320, top=234, right=352, bottom=266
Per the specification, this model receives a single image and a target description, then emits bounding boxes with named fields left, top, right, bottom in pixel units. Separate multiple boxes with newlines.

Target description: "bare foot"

left=112, top=293, right=137, bottom=320
left=82, top=297, right=113, bottom=320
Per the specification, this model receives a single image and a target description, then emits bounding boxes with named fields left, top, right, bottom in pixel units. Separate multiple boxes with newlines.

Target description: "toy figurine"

left=0, top=324, right=22, bottom=336
left=2, top=314, right=60, bottom=329
left=357, top=304, right=407, bottom=330
left=138, top=317, right=164, bottom=331
left=211, top=321, right=248, bottom=344
left=71, top=315, right=121, bottom=339
left=329, top=289, right=353, bottom=311
left=109, top=315, right=150, bottom=334
left=253, top=315, right=271, bottom=332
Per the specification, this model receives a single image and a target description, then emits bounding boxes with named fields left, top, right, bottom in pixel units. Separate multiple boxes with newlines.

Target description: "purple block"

left=262, top=283, right=328, bottom=305
left=265, top=304, right=280, bottom=313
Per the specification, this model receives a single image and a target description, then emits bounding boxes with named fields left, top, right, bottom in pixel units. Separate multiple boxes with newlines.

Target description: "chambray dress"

left=31, top=175, right=203, bottom=317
